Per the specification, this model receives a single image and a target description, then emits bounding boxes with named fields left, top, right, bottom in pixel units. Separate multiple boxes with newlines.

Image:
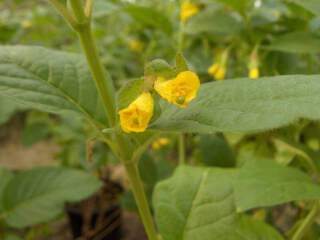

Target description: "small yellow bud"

left=128, top=39, right=143, bottom=52
left=208, top=63, right=220, bottom=76
left=21, top=20, right=32, bottom=29
left=154, top=71, right=200, bottom=108
left=152, top=137, right=170, bottom=150
left=208, top=63, right=226, bottom=80
left=119, top=92, right=154, bottom=133
left=249, top=67, right=259, bottom=79
left=180, top=2, right=200, bottom=22
left=215, top=67, right=226, bottom=80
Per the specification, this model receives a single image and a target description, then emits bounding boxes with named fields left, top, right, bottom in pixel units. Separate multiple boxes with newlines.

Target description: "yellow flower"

left=119, top=92, right=153, bottom=133
left=154, top=71, right=200, bottom=108
left=208, top=63, right=220, bottom=76
left=128, top=39, right=143, bottom=52
left=208, top=63, right=226, bottom=80
left=249, top=67, right=259, bottom=79
left=152, top=137, right=170, bottom=150
left=215, top=67, right=226, bottom=80
left=21, top=20, right=32, bottom=29
left=180, top=2, right=200, bottom=22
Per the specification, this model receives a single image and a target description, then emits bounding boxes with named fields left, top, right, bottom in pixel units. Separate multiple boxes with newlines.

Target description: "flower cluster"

left=208, top=63, right=226, bottom=80
left=152, top=137, right=170, bottom=150
left=119, top=71, right=200, bottom=133
left=208, top=47, right=261, bottom=80
left=208, top=49, right=229, bottom=80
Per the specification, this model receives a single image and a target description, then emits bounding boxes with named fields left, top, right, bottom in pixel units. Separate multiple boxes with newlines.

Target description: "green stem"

left=69, top=0, right=116, bottom=127
left=291, top=202, right=319, bottom=240
left=179, top=134, right=186, bottom=165
left=124, top=162, right=159, bottom=240
left=53, top=2, right=159, bottom=239
left=69, top=0, right=87, bottom=23
left=48, top=0, right=78, bottom=29
left=77, top=26, right=117, bottom=126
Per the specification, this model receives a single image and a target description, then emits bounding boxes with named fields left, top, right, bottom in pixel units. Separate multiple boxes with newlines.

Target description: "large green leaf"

left=267, top=32, right=320, bottom=53
left=289, top=0, right=320, bottom=16
left=153, top=166, right=283, bottom=240
left=0, top=168, right=13, bottom=212
left=153, top=160, right=320, bottom=239
left=1, top=167, right=101, bottom=228
left=0, top=46, right=107, bottom=127
left=197, top=134, right=235, bottom=167
left=151, top=75, right=320, bottom=133
left=234, top=159, right=320, bottom=211
left=0, top=96, right=26, bottom=125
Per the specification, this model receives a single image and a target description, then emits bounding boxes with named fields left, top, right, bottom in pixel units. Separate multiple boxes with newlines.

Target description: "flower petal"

left=119, top=92, right=154, bottom=133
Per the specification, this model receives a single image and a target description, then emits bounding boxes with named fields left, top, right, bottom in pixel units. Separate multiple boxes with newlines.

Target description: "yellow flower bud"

left=208, top=63, right=220, bottom=76
left=154, top=71, right=200, bottom=108
left=180, top=2, right=200, bottom=22
left=249, top=67, right=259, bottom=79
left=128, top=39, right=143, bottom=52
left=119, top=92, right=154, bottom=133
left=215, top=66, right=226, bottom=80
left=208, top=63, right=226, bottom=80
left=152, top=137, right=170, bottom=150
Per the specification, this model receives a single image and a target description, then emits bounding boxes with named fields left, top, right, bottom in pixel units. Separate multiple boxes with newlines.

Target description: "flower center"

left=176, top=96, right=186, bottom=105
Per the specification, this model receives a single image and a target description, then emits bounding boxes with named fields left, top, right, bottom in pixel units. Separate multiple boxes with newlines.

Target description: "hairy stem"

left=77, top=26, right=117, bottom=126
left=54, top=1, right=159, bottom=239
left=48, top=0, right=77, bottom=29
left=69, top=0, right=87, bottom=23
left=124, top=162, right=159, bottom=240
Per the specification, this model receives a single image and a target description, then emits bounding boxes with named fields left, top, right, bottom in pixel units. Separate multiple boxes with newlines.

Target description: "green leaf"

left=144, top=59, right=175, bottom=79
left=116, top=78, right=144, bottom=110
left=138, top=153, right=158, bottom=186
left=197, top=134, right=235, bottom=167
left=153, top=166, right=283, bottom=240
left=1, top=167, right=101, bottom=228
left=154, top=160, right=320, bottom=239
left=0, top=168, right=13, bottom=212
left=93, top=0, right=119, bottom=18
left=3, top=234, right=23, bottom=240
left=0, top=46, right=107, bottom=127
left=152, top=75, right=320, bottom=134
left=0, top=96, right=25, bottom=125
left=21, top=122, right=50, bottom=147
left=289, top=0, right=320, bottom=16
left=185, top=8, right=243, bottom=35
left=236, top=215, right=284, bottom=240
left=213, top=0, right=253, bottom=12
left=175, top=53, right=189, bottom=73
left=234, top=159, right=320, bottom=212
left=267, top=32, right=320, bottom=53
left=124, top=5, right=172, bottom=34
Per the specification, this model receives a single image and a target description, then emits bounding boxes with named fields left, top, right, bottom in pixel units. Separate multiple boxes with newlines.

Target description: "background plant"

left=1, top=0, right=320, bottom=240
